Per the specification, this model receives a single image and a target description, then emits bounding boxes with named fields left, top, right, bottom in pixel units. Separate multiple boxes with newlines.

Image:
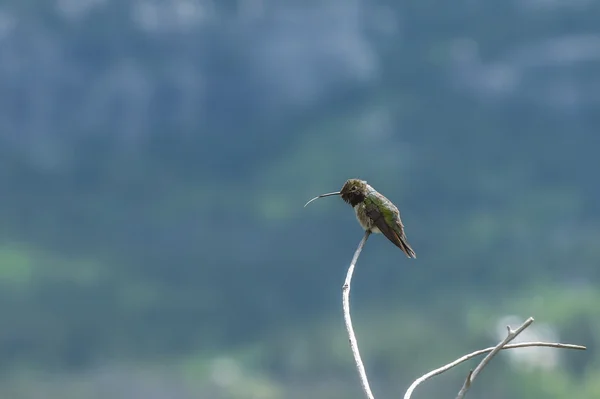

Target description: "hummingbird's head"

left=303, top=178, right=369, bottom=208
left=340, top=179, right=368, bottom=207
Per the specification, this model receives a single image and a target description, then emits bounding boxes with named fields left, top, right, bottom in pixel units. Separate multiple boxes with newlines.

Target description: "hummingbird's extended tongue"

left=304, top=192, right=341, bottom=207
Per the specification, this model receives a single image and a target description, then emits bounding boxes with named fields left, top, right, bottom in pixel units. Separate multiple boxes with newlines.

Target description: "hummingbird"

left=305, top=178, right=416, bottom=258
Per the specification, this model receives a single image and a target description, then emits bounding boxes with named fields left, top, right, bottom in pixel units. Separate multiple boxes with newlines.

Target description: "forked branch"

left=403, top=317, right=586, bottom=399
left=336, top=228, right=586, bottom=399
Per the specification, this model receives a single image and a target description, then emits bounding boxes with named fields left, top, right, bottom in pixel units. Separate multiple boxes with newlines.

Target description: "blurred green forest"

left=0, top=0, right=599, bottom=398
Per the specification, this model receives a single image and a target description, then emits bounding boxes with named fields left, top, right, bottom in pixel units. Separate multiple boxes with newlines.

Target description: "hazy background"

left=0, top=0, right=599, bottom=398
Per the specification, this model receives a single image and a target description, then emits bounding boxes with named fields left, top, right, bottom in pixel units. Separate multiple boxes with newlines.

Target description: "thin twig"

left=343, top=230, right=373, bottom=399
left=403, top=341, right=586, bottom=399
left=455, top=316, right=534, bottom=398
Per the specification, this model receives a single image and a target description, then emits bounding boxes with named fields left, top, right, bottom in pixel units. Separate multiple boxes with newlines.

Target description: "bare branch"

left=343, top=230, right=373, bottom=399
left=455, top=316, right=534, bottom=398
left=403, top=319, right=586, bottom=399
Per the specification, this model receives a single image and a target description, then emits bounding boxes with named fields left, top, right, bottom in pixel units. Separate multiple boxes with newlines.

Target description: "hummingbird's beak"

left=304, top=191, right=341, bottom=207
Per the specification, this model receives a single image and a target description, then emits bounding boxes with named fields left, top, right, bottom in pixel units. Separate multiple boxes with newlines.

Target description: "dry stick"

left=455, top=316, right=535, bottom=399
left=404, top=341, right=586, bottom=399
left=343, top=230, right=373, bottom=399
left=339, top=234, right=586, bottom=399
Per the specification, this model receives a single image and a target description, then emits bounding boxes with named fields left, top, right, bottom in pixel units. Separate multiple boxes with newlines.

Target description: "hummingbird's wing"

left=365, top=203, right=416, bottom=259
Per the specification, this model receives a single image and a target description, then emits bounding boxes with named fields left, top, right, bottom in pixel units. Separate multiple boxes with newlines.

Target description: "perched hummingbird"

left=305, top=178, right=416, bottom=258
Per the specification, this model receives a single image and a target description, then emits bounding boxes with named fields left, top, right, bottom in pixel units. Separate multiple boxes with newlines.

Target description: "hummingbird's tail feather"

left=398, top=236, right=417, bottom=259
left=372, top=215, right=417, bottom=259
